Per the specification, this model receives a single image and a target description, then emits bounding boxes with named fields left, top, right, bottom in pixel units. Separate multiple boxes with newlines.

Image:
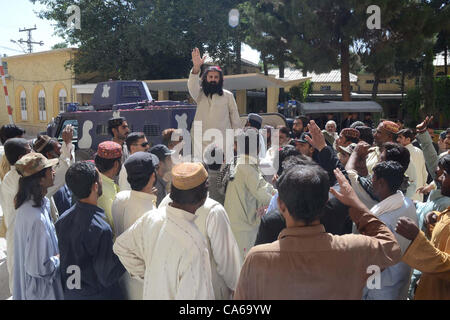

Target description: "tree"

left=32, top=0, right=248, bottom=80
left=239, top=1, right=296, bottom=102
left=51, top=42, right=68, bottom=49
left=358, top=1, right=435, bottom=99
left=254, top=0, right=376, bottom=101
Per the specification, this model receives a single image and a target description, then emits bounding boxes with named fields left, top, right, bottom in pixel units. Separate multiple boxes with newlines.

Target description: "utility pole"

left=15, top=25, right=44, bottom=53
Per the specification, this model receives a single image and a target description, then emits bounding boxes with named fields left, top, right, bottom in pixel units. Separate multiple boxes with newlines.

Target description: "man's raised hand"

left=191, top=48, right=206, bottom=74
left=305, top=120, right=327, bottom=151
left=62, top=124, right=74, bottom=145
left=416, top=115, right=434, bottom=133
left=330, top=168, right=368, bottom=212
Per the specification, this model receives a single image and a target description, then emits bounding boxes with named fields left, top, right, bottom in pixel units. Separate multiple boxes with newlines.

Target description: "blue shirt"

left=55, top=202, right=125, bottom=299
left=13, top=198, right=63, bottom=300
left=53, top=184, right=72, bottom=215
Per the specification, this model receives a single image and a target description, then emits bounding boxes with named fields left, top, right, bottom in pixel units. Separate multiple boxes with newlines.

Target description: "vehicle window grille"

left=96, top=124, right=108, bottom=136
left=143, top=124, right=160, bottom=136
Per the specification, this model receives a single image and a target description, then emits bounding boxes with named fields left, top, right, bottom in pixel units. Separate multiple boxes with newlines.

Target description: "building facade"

left=0, top=48, right=78, bottom=136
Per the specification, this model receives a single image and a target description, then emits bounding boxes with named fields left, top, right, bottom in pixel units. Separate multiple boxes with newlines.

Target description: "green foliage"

left=434, top=75, right=450, bottom=121
left=32, top=0, right=248, bottom=80
left=51, top=42, right=68, bottom=49
left=403, top=87, right=422, bottom=123
left=403, top=75, right=450, bottom=125
left=289, top=80, right=312, bottom=102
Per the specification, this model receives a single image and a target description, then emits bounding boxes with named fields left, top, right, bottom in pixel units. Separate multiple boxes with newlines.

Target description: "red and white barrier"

left=0, top=56, right=13, bottom=124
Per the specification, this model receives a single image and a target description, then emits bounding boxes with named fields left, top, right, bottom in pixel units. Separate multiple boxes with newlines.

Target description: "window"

left=58, top=119, right=78, bottom=141
left=58, top=88, right=67, bottom=113
left=320, top=85, right=331, bottom=91
left=20, top=90, right=27, bottom=121
left=38, top=89, right=46, bottom=121
left=390, top=79, right=400, bottom=84
left=122, top=85, right=141, bottom=98
left=366, top=80, right=374, bottom=84
left=379, top=79, right=387, bottom=84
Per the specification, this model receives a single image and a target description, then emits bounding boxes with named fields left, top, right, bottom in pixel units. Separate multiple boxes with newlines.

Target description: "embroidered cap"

left=15, top=152, right=58, bottom=177
left=97, top=141, right=122, bottom=159
left=340, top=128, right=360, bottom=140
left=33, top=135, right=52, bottom=153
left=381, top=121, right=400, bottom=134
left=172, top=162, right=208, bottom=190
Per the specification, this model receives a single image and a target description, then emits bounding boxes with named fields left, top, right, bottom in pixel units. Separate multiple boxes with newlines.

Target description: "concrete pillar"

left=267, top=87, right=279, bottom=113
left=158, top=90, right=169, bottom=100
left=235, top=90, right=247, bottom=115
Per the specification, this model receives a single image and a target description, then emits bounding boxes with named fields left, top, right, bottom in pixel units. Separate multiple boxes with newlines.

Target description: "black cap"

left=124, top=151, right=159, bottom=178
left=149, top=144, right=175, bottom=161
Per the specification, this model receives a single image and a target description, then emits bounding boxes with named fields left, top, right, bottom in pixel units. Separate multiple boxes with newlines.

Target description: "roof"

left=268, top=68, right=358, bottom=83
left=73, top=74, right=312, bottom=94
left=3, top=48, right=77, bottom=60
left=434, top=51, right=450, bottom=67
left=147, top=73, right=310, bottom=91
left=299, top=101, right=383, bottom=114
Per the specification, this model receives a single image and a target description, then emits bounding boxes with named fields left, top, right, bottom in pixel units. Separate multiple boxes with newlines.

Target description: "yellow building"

left=356, top=73, right=416, bottom=93
left=0, top=48, right=78, bottom=136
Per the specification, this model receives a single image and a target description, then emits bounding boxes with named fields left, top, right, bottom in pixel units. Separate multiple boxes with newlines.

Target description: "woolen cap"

left=248, top=113, right=263, bottom=130
left=15, top=152, right=58, bottom=177
left=171, top=162, right=208, bottom=190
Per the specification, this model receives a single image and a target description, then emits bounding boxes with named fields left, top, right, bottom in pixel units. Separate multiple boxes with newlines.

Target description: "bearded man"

left=188, top=47, right=241, bottom=161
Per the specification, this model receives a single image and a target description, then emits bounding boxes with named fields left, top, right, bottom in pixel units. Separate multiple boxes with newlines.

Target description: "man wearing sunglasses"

left=119, top=132, right=150, bottom=191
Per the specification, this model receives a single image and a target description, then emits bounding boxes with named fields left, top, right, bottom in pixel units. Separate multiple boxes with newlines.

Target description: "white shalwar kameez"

left=113, top=205, right=214, bottom=300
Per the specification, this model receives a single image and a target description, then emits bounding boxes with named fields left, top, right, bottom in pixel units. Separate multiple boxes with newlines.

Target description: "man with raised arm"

left=188, top=47, right=241, bottom=160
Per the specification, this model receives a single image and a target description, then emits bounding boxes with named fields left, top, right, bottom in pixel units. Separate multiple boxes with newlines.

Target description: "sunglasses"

left=134, top=142, right=149, bottom=148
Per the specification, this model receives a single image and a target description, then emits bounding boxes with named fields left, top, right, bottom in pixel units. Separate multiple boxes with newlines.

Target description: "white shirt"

left=188, top=71, right=241, bottom=156
left=112, top=190, right=157, bottom=237
left=113, top=205, right=214, bottom=300
left=47, top=142, right=75, bottom=198
left=112, top=190, right=157, bottom=300
left=0, top=166, right=59, bottom=296
left=159, top=195, right=241, bottom=300
left=405, top=143, right=428, bottom=202
left=118, top=164, right=131, bottom=192
left=0, top=166, right=20, bottom=295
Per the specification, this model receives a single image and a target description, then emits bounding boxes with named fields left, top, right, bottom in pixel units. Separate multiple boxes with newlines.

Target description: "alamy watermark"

left=367, top=5, right=381, bottom=30
left=366, top=265, right=381, bottom=290
left=169, top=124, right=280, bottom=176
left=66, top=5, right=81, bottom=30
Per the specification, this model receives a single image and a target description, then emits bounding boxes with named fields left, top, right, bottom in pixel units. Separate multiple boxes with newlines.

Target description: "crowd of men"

left=0, top=49, right=448, bottom=300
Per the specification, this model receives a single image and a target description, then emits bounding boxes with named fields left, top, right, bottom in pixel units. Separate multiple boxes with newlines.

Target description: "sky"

left=0, top=0, right=261, bottom=64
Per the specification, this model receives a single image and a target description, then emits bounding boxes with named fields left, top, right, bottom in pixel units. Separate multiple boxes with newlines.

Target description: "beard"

left=292, top=129, right=302, bottom=139
left=202, top=78, right=223, bottom=97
